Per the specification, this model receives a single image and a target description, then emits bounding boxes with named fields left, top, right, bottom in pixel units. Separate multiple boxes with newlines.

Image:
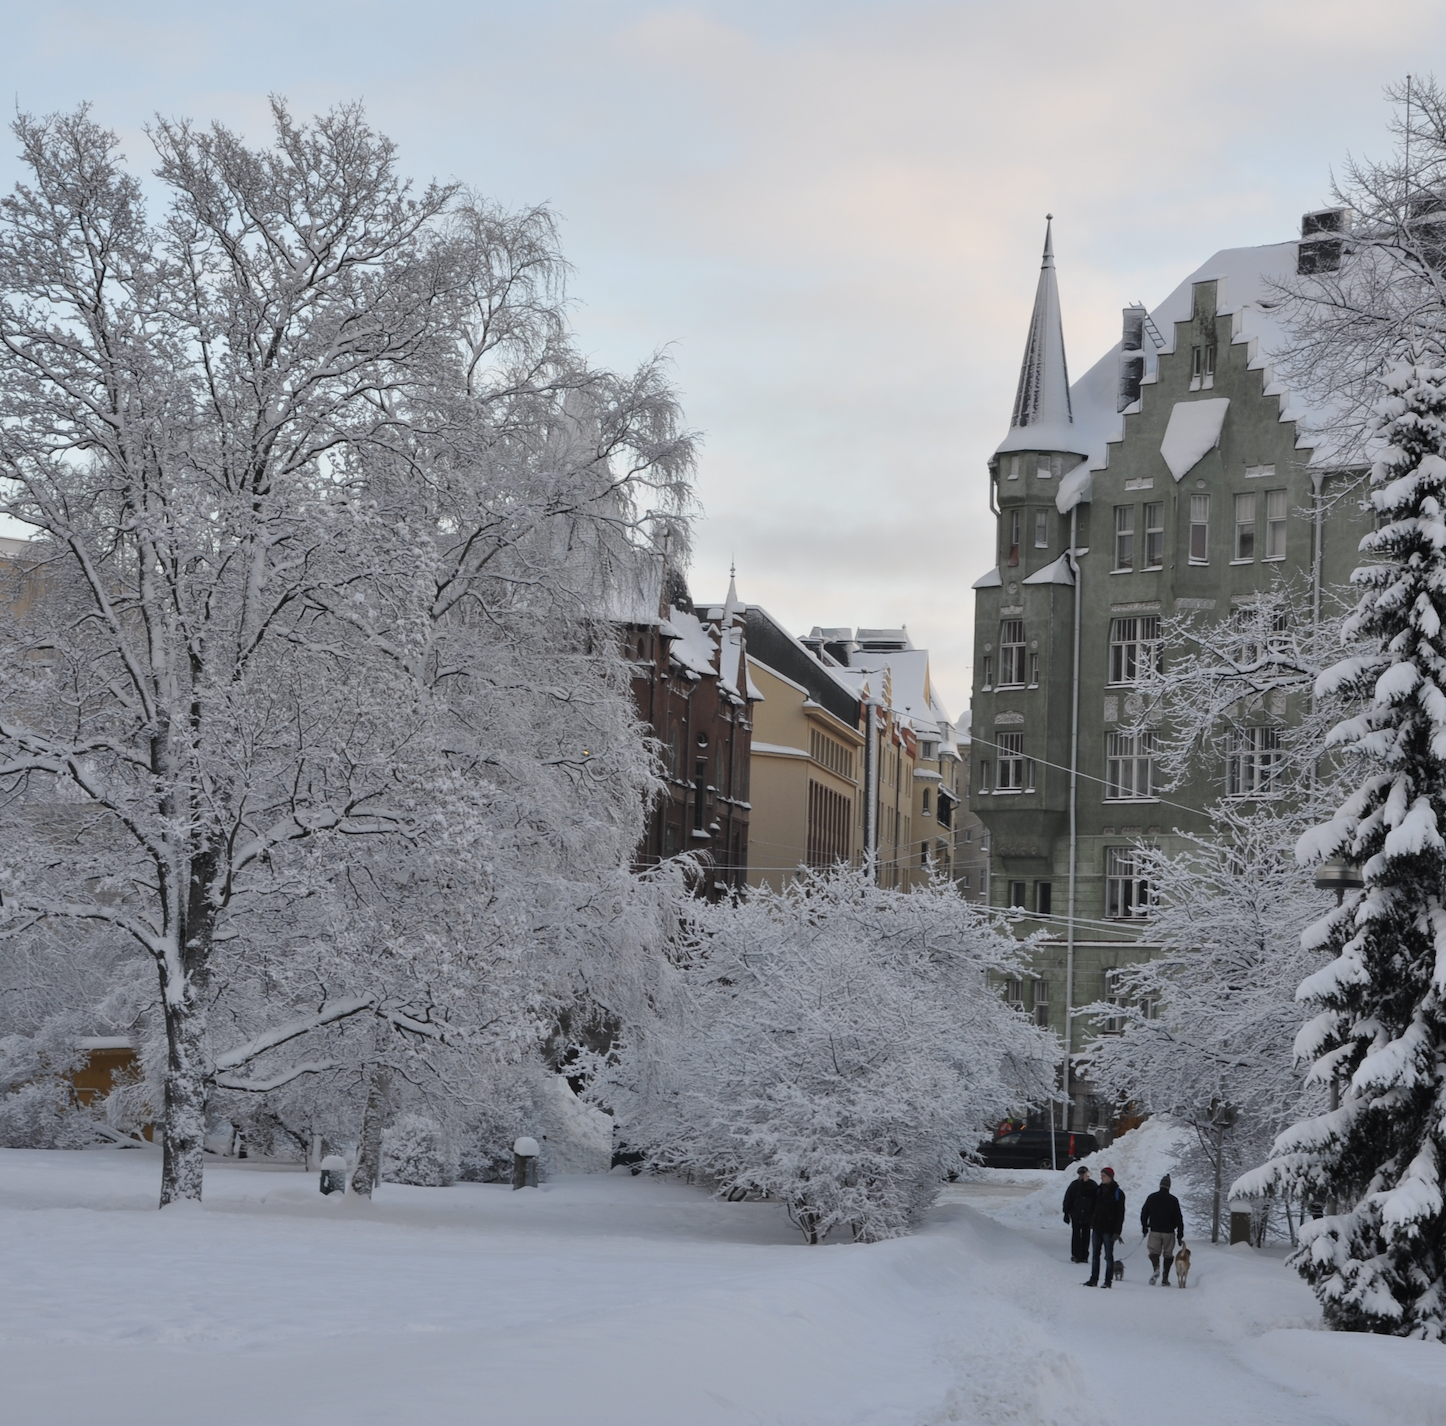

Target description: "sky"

left=0, top=0, right=1440, bottom=715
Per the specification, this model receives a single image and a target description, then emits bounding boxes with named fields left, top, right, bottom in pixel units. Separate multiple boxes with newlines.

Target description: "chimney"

left=1298, top=208, right=1350, bottom=276
left=1117, top=305, right=1145, bottom=413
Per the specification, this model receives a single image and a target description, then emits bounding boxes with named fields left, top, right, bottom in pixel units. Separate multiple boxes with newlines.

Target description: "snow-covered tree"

left=1273, top=75, right=1446, bottom=463
left=602, top=869, right=1057, bottom=1245
left=0, top=103, right=692, bottom=1205
left=1081, top=804, right=1330, bottom=1243
left=1239, top=360, right=1446, bottom=1337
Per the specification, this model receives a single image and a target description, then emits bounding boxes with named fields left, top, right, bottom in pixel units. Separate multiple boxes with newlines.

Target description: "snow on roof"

left=972, top=566, right=1003, bottom=589
left=1055, top=459, right=1093, bottom=515
left=1022, top=553, right=1075, bottom=586
left=844, top=648, right=952, bottom=738
left=1160, top=398, right=1231, bottom=481
left=1056, top=239, right=1354, bottom=502
left=666, top=607, right=717, bottom=681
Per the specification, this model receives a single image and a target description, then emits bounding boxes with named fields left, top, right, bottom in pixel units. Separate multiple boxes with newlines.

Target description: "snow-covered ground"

left=3, top=1142, right=1444, bottom=1426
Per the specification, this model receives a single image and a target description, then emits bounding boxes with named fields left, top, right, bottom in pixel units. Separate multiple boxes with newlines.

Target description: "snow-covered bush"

left=382, top=1115, right=458, bottom=1187
left=1241, top=361, right=1446, bottom=1337
left=603, top=869, right=1056, bottom=1244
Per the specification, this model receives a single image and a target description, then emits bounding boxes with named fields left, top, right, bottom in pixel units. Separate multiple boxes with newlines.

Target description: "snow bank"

left=537, top=1073, right=612, bottom=1174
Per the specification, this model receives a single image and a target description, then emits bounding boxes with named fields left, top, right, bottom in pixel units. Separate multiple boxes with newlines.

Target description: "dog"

left=1113, top=1259, right=1124, bottom=1282
left=1175, top=1243, right=1192, bottom=1289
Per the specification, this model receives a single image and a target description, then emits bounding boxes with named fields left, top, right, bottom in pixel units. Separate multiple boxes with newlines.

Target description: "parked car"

left=971, top=1128, right=1100, bottom=1170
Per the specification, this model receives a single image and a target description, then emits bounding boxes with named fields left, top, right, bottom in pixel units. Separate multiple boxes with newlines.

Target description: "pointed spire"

left=996, top=215, right=1089, bottom=459
left=724, top=561, right=744, bottom=623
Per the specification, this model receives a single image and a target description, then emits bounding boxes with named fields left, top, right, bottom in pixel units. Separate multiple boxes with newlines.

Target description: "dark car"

left=972, top=1128, right=1100, bottom=1170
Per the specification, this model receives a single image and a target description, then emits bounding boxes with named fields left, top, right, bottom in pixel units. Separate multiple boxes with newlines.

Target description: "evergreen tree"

left=1239, top=360, right=1446, bottom=1336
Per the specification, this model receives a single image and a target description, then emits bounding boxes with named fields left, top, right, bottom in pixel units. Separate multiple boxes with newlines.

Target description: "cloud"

left=0, top=0, right=1436, bottom=711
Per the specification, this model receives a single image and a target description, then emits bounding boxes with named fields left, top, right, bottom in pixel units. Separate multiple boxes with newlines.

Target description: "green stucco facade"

left=971, top=263, right=1370, bottom=1128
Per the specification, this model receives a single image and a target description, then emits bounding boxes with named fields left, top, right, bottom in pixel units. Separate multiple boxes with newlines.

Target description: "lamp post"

left=1312, top=856, right=1363, bottom=1217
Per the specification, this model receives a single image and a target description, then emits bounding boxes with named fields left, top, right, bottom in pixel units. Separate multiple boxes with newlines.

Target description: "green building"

left=970, top=216, right=1368, bottom=1130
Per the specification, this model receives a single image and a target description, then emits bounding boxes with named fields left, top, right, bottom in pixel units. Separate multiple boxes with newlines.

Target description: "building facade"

left=629, top=572, right=756, bottom=899
left=970, top=217, right=1370, bottom=1127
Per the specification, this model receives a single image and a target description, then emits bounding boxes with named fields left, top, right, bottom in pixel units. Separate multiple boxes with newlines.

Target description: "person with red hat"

left=1083, top=1167, right=1126, bottom=1288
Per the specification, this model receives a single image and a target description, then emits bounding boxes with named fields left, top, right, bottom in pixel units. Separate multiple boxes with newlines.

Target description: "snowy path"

left=1, top=1149, right=1443, bottom=1425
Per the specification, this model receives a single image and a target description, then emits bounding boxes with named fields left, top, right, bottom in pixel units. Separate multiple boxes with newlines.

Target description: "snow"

left=512, top=1135, right=540, bottom=1156
left=1160, top=397, right=1232, bottom=481
left=971, top=565, right=1003, bottom=589
left=1021, top=553, right=1074, bottom=585
left=5, top=1145, right=1446, bottom=1426
left=1055, top=458, right=1092, bottom=514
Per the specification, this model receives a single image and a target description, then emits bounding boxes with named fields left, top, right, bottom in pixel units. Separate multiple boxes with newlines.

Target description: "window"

left=1008, top=455, right=1020, bottom=480
left=807, top=778, right=853, bottom=868
left=1265, top=489, right=1287, bottom=560
left=1234, top=492, right=1256, bottom=561
left=997, top=731, right=1027, bottom=790
left=980, top=655, right=993, bottom=690
left=1007, top=886, right=1027, bottom=913
left=1105, top=730, right=1156, bottom=800
left=1035, top=509, right=1049, bottom=548
left=1028, top=651, right=1040, bottom=686
left=1008, top=509, right=1021, bottom=567
left=1108, top=616, right=1161, bottom=685
left=1144, top=502, right=1164, bottom=568
left=921, top=787, right=931, bottom=816
left=1190, top=343, right=1216, bottom=391
left=1189, top=494, right=1210, bottom=564
left=1227, top=726, right=1282, bottom=798
left=999, top=619, right=1027, bottom=686
left=1114, top=505, right=1135, bottom=570
left=1106, top=847, right=1152, bottom=919
left=810, top=728, right=855, bottom=781
left=1036, top=883, right=1052, bottom=917
left=978, top=760, right=990, bottom=792
left=1035, top=977, right=1051, bottom=1027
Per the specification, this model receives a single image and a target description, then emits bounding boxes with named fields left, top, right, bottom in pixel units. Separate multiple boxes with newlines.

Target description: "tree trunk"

left=1210, top=1124, right=1224, bottom=1244
left=158, top=956, right=210, bottom=1207
left=349, top=1064, right=393, bottom=1200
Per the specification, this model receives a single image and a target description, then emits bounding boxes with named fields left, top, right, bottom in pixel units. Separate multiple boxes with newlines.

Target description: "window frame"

left=1105, top=729, right=1156, bottom=801
left=1107, top=615, right=1162, bottom=686
left=1034, top=508, right=1050, bottom=548
left=1264, top=488, right=1288, bottom=561
left=998, top=619, right=1027, bottom=687
left=1114, top=504, right=1135, bottom=571
left=1105, top=846, right=1153, bottom=920
left=1143, top=501, right=1165, bottom=569
left=996, top=731, right=1028, bottom=791
left=1189, top=493, right=1210, bottom=565
left=1234, top=491, right=1257, bottom=562
left=1226, top=726, right=1282, bottom=799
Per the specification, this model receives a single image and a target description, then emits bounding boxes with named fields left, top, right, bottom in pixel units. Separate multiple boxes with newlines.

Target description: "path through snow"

left=0, top=1148, right=1441, bottom=1425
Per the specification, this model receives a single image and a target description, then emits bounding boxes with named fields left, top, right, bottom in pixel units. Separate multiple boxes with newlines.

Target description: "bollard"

left=512, top=1136, right=540, bottom=1190
left=319, top=1154, right=347, bottom=1196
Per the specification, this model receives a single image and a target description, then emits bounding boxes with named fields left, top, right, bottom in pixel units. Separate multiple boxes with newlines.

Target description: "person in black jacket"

left=1084, top=1167, right=1126, bottom=1288
left=1062, top=1165, right=1097, bottom=1264
left=1140, top=1173, right=1185, bottom=1286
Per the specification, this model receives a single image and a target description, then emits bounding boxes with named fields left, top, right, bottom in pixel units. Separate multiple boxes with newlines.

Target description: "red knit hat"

left=1101, top=1166, right=1115, bottom=1178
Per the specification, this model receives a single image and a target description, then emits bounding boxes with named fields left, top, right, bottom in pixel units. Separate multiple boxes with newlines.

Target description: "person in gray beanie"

left=1139, top=1173, right=1185, bottom=1286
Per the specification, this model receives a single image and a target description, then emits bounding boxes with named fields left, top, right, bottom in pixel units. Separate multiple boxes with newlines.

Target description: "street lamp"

left=1313, top=857, right=1364, bottom=904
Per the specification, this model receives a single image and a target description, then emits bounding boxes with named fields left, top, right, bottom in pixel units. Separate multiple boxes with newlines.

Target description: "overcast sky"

left=1, top=0, right=1439, bottom=714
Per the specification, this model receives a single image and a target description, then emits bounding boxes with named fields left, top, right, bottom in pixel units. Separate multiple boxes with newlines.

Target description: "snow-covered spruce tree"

left=602, top=869, right=1056, bottom=1245
left=1081, top=804, right=1330, bottom=1244
left=1238, top=361, right=1446, bottom=1336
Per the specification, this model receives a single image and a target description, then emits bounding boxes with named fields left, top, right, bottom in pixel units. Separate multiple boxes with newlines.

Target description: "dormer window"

left=1190, top=344, right=1216, bottom=391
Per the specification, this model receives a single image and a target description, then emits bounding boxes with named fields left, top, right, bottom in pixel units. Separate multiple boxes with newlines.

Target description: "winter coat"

left=1090, top=1180, right=1126, bottom=1236
left=1140, top=1189, right=1184, bottom=1239
left=1062, top=1177, right=1098, bottom=1223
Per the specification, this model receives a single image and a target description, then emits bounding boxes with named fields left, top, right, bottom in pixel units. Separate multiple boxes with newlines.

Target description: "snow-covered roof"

left=1049, top=239, right=1354, bottom=514
left=1022, top=553, right=1075, bottom=586
left=972, top=566, right=1003, bottom=589
left=1160, top=397, right=1231, bottom=481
